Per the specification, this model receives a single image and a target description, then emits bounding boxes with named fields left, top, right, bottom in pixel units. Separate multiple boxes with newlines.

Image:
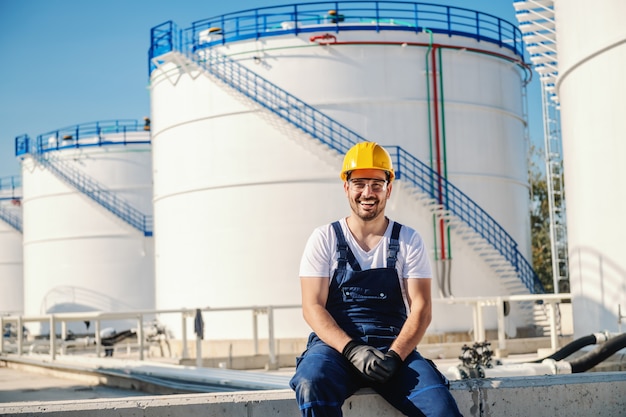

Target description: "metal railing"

left=185, top=1, right=524, bottom=55
left=391, top=147, right=543, bottom=293
left=1, top=295, right=571, bottom=367
left=149, top=21, right=543, bottom=293
left=0, top=305, right=301, bottom=369
left=15, top=119, right=150, bottom=156
left=0, top=204, right=22, bottom=232
left=0, top=175, right=21, bottom=199
left=433, top=293, right=572, bottom=352
left=0, top=175, right=22, bottom=232
left=14, top=121, right=153, bottom=237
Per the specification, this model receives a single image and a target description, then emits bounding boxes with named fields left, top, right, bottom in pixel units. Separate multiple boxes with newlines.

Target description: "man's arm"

left=300, top=276, right=352, bottom=353
left=389, top=278, right=432, bottom=359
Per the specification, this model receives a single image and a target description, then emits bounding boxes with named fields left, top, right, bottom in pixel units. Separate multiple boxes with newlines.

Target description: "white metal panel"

left=0, top=205, right=23, bottom=314
left=555, top=0, right=626, bottom=336
left=20, top=138, right=155, bottom=335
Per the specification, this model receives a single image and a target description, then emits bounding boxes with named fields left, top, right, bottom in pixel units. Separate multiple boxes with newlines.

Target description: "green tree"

left=529, top=145, right=554, bottom=293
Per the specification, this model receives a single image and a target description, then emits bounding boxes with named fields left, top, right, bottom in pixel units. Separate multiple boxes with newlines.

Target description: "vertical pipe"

left=430, top=45, right=446, bottom=260
left=267, top=306, right=277, bottom=370
left=137, top=315, right=144, bottom=361
left=437, top=46, right=452, bottom=260
left=497, top=297, right=507, bottom=353
left=0, top=317, right=4, bottom=354
left=253, top=309, right=259, bottom=355
left=196, top=335, right=202, bottom=367
left=476, top=302, right=485, bottom=342
left=61, top=321, right=67, bottom=341
left=50, top=315, right=56, bottom=360
left=181, top=312, right=189, bottom=359
left=423, top=29, right=440, bottom=262
left=61, top=321, right=67, bottom=355
left=95, top=320, right=101, bottom=357
left=548, top=302, right=559, bottom=351
left=471, top=303, right=480, bottom=343
left=17, top=317, right=23, bottom=356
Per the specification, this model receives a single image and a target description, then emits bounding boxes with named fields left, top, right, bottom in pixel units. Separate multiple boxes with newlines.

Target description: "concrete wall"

left=3, top=372, right=626, bottom=417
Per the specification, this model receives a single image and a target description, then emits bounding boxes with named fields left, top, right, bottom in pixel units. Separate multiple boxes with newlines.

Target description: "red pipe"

left=429, top=45, right=447, bottom=260
left=310, top=33, right=338, bottom=44
left=307, top=39, right=531, bottom=80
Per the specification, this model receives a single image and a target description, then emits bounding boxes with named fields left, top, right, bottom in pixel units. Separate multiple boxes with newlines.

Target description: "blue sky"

left=0, top=0, right=542, bottom=179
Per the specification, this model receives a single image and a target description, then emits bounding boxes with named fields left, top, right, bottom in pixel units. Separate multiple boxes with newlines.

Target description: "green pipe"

left=437, top=45, right=452, bottom=259
left=423, top=28, right=439, bottom=261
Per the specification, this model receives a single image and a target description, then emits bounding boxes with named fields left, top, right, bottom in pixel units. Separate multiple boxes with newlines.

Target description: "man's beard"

left=351, top=197, right=385, bottom=221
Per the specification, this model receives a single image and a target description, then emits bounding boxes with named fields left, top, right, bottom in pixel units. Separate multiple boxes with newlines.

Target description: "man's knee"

left=291, top=367, right=333, bottom=399
left=406, top=386, right=462, bottom=417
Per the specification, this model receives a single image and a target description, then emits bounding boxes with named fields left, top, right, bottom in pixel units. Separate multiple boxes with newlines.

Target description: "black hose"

left=101, top=329, right=136, bottom=346
left=531, top=334, right=601, bottom=363
left=569, top=333, right=626, bottom=373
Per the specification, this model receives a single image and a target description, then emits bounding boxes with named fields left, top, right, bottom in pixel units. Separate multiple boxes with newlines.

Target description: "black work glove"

left=342, top=340, right=389, bottom=383
left=377, top=350, right=403, bottom=382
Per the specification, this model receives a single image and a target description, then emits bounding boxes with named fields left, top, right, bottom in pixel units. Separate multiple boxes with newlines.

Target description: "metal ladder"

left=515, top=0, right=569, bottom=292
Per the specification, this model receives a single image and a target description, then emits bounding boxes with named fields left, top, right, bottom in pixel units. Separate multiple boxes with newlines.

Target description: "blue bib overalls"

left=290, top=221, right=463, bottom=417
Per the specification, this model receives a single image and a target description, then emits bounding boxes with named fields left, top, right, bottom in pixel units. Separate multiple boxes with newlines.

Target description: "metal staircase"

left=514, top=0, right=569, bottom=292
left=15, top=134, right=153, bottom=237
left=150, top=22, right=544, bottom=294
left=388, top=147, right=540, bottom=294
left=0, top=205, right=22, bottom=233
left=0, top=176, right=22, bottom=233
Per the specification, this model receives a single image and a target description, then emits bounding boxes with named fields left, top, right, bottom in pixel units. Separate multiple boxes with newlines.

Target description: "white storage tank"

left=554, top=0, right=626, bottom=336
left=150, top=2, right=535, bottom=340
left=0, top=176, right=24, bottom=315
left=18, top=120, right=155, bottom=335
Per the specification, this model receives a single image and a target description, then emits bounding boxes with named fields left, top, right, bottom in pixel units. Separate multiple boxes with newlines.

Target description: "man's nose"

left=360, top=184, right=374, bottom=196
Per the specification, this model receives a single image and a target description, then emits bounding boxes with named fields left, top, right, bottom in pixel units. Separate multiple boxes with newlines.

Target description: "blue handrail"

left=389, top=147, right=543, bottom=293
left=15, top=119, right=150, bottom=155
left=0, top=176, right=22, bottom=232
left=149, top=17, right=543, bottom=293
left=0, top=176, right=21, bottom=200
left=15, top=123, right=153, bottom=237
left=183, top=1, right=522, bottom=55
left=150, top=2, right=523, bottom=73
left=0, top=204, right=22, bottom=233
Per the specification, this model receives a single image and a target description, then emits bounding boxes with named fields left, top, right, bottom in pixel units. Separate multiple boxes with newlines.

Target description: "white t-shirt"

left=299, top=217, right=432, bottom=280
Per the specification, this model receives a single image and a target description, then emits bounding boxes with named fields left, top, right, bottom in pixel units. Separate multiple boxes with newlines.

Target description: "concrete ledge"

left=3, top=372, right=626, bottom=417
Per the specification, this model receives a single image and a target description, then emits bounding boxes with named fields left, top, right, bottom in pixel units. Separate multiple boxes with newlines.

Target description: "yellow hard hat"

left=340, top=142, right=395, bottom=182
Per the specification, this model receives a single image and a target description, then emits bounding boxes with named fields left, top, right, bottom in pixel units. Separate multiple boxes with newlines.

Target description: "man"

left=290, top=142, right=462, bottom=416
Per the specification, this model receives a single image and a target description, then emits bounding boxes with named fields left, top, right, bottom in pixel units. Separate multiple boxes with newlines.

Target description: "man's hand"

left=342, top=341, right=401, bottom=383
left=377, top=350, right=403, bottom=381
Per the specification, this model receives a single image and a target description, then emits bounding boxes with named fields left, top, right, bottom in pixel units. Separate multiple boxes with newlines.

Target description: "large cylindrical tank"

left=20, top=121, right=154, bottom=335
left=0, top=176, right=23, bottom=315
left=151, top=3, right=532, bottom=339
left=554, top=0, right=626, bottom=336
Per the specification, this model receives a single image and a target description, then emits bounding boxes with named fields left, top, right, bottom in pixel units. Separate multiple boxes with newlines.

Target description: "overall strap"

left=387, top=221, right=402, bottom=269
left=331, top=221, right=362, bottom=272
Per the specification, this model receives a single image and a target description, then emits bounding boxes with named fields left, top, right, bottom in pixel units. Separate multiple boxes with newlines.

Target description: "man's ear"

left=386, top=182, right=393, bottom=198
